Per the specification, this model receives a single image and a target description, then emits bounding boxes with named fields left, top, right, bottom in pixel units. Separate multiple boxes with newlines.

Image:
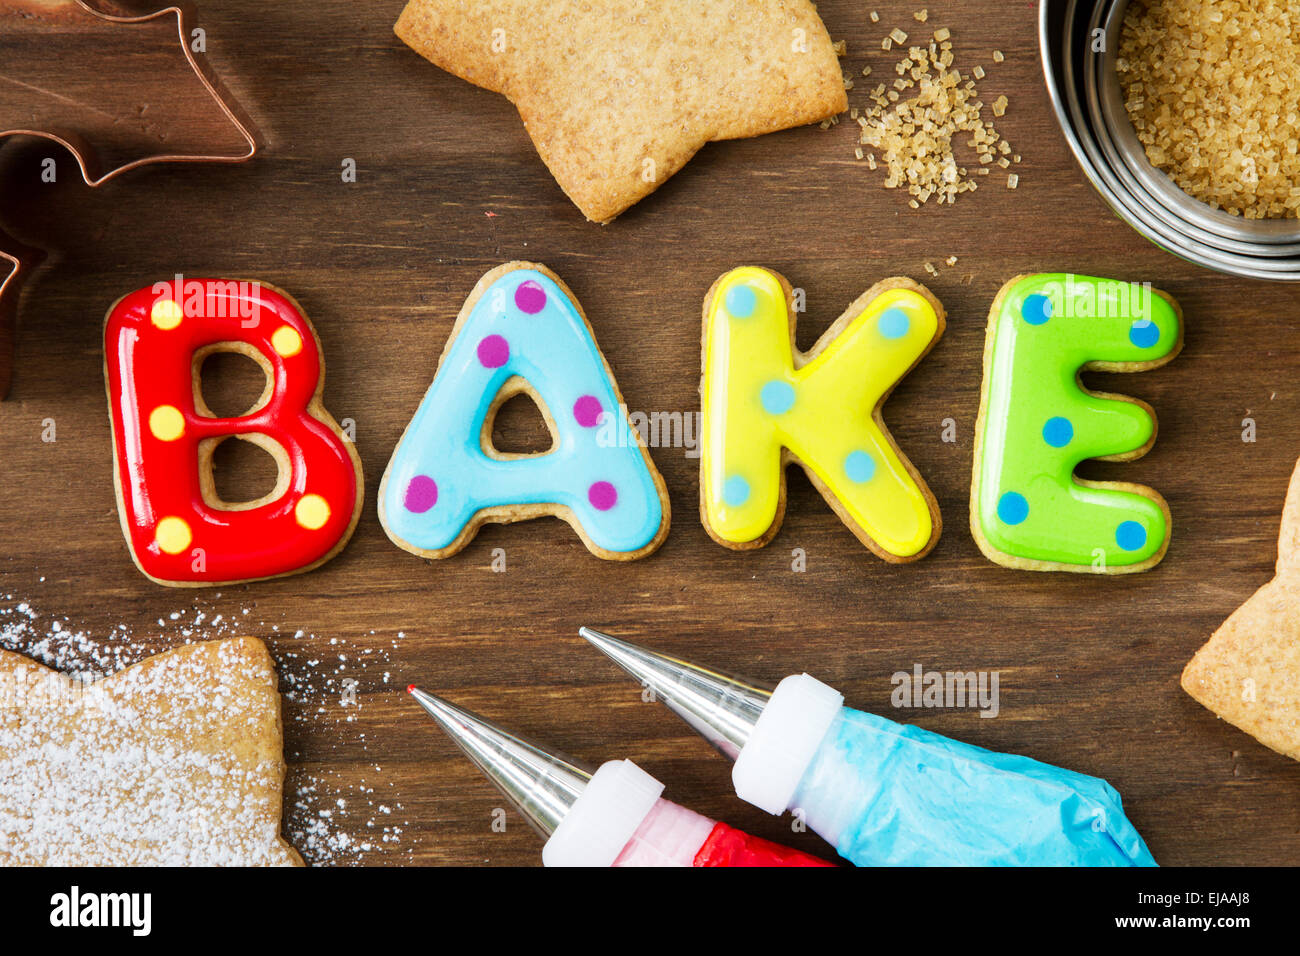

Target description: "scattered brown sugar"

left=847, top=21, right=1016, bottom=206
left=1118, top=0, right=1300, bottom=219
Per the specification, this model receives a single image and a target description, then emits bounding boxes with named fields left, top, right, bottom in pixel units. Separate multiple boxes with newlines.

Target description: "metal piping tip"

left=407, top=686, right=592, bottom=839
left=578, top=627, right=772, bottom=762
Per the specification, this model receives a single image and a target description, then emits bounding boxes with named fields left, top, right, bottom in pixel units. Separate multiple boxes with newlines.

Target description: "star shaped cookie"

left=0, top=637, right=303, bottom=865
left=395, top=0, right=847, bottom=222
left=1182, top=457, right=1300, bottom=762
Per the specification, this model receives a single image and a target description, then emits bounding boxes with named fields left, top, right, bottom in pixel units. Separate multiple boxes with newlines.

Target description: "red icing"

left=104, top=279, right=360, bottom=584
left=691, top=822, right=835, bottom=867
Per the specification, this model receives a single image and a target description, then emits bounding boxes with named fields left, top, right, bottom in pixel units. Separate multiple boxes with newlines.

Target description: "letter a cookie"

left=380, top=262, right=669, bottom=560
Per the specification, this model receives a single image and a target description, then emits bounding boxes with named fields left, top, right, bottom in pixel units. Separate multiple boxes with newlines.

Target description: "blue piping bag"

left=579, top=628, right=1156, bottom=867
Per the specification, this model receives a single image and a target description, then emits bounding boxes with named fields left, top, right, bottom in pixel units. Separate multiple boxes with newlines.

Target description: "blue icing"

left=998, top=491, right=1029, bottom=525
left=1116, top=520, right=1147, bottom=552
left=844, top=450, right=876, bottom=482
left=759, top=380, right=795, bottom=415
left=380, top=269, right=663, bottom=553
left=1021, top=293, right=1052, bottom=325
left=1042, top=416, right=1074, bottom=448
left=723, top=475, right=750, bottom=507
left=878, top=307, right=911, bottom=339
left=725, top=283, right=757, bottom=318
left=1129, top=319, right=1160, bottom=348
left=790, top=708, right=1158, bottom=867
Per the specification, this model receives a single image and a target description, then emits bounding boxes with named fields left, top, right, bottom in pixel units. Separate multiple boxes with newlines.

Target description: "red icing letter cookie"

left=104, top=279, right=363, bottom=585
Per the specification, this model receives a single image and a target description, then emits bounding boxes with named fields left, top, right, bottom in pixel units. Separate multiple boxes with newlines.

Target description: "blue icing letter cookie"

left=379, top=263, right=669, bottom=560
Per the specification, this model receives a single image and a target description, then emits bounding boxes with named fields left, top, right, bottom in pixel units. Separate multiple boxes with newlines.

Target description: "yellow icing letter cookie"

left=700, top=268, right=944, bottom=560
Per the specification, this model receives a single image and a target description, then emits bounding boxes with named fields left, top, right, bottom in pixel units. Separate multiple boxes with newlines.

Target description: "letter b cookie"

left=104, top=279, right=363, bottom=585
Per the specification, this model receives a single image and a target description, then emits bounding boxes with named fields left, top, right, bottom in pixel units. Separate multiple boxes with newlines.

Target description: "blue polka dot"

left=760, top=380, right=796, bottom=415
left=1116, top=520, right=1147, bottom=552
left=725, top=284, right=757, bottom=318
left=997, top=491, right=1029, bottom=525
left=1129, top=319, right=1160, bottom=348
left=878, top=308, right=910, bottom=339
left=1042, top=416, right=1074, bottom=448
left=844, top=450, right=876, bottom=482
left=1021, top=294, right=1052, bottom=325
left=723, top=475, right=750, bottom=507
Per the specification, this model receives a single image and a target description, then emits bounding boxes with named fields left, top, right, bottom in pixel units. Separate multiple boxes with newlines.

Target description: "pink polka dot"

left=477, top=334, right=509, bottom=368
left=573, top=395, right=603, bottom=428
left=404, top=475, right=438, bottom=513
left=588, top=481, right=617, bottom=511
left=515, top=280, right=547, bottom=314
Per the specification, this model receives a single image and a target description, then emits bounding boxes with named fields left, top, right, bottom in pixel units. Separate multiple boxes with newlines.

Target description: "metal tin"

left=1039, top=0, right=1300, bottom=280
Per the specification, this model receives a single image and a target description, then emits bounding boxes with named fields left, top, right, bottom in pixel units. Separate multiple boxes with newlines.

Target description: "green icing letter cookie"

left=971, top=274, right=1183, bottom=572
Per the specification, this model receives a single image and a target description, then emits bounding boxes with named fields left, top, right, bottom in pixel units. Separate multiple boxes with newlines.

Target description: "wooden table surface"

left=2, top=0, right=1297, bottom=866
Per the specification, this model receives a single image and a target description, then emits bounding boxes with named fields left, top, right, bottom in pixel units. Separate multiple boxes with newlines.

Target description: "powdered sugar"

left=0, top=596, right=409, bottom=866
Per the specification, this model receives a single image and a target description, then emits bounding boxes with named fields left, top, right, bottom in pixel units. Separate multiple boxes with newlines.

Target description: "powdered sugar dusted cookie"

left=1182, top=457, right=1300, bottom=763
left=0, top=637, right=303, bottom=865
left=394, top=0, right=847, bottom=222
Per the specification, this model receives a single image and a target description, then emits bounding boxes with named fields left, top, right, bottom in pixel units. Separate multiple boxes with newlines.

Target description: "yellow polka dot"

left=154, top=516, right=192, bottom=555
left=295, top=494, right=330, bottom=530
left=271, top=326, right=303, bottom=357
left=148, top=405, right=185, bottom=442
left=151, top=298, right=184, bottom=330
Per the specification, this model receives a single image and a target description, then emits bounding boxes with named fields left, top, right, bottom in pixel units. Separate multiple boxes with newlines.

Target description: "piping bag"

left=407, top=686, right=832, bottom=867
left=578, top=629, right=1157, bottom=867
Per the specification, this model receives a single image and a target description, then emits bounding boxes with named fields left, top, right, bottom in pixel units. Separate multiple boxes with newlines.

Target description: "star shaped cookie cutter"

left=0, top=0, right=258, bottom=397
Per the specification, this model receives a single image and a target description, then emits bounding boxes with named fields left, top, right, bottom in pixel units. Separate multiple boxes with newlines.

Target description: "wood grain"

left=1, top=0, right=1297, bottom=866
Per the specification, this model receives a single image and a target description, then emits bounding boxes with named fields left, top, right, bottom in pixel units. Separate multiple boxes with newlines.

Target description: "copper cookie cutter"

left=0, top=0, right=258, bottom=397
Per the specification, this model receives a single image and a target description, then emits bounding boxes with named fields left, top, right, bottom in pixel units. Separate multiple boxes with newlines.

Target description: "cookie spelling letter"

left=700, top=267, right=944, bottom=559
left=379, top=262, right=669, bottom=560
left=104, top=279, right=363, bottom=586
left=971, top=273, right=1183, bottom=573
